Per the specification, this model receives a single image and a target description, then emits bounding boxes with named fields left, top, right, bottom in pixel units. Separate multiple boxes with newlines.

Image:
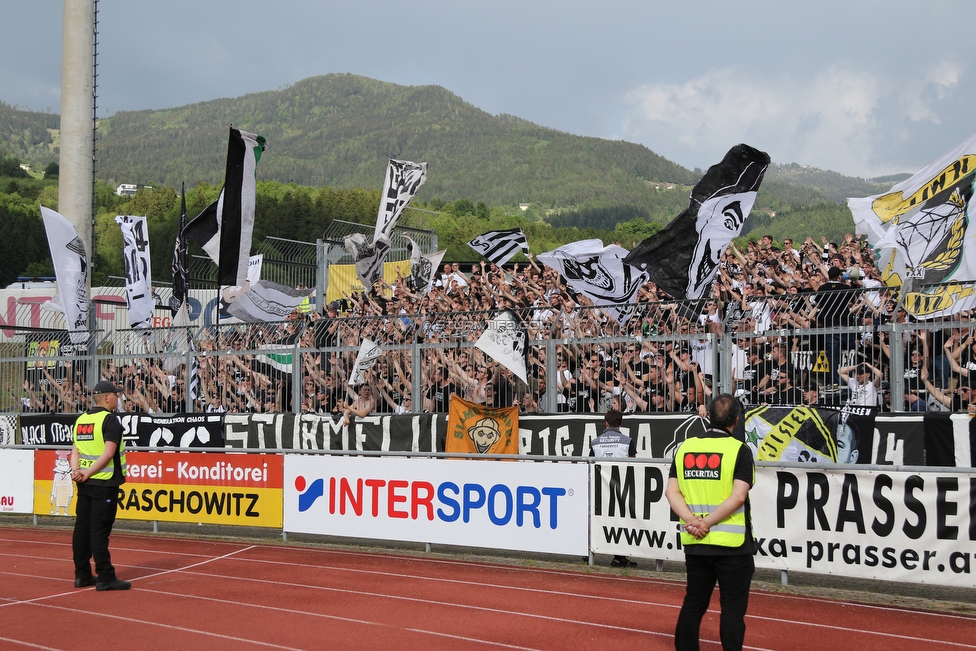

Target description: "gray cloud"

left=3, top=0, right=975, bottom=179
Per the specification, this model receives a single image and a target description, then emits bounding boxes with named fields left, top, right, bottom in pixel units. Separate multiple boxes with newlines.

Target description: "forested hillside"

left=0, top=73, right=909, bottom=286
left=94, top=74, right=698, bottom=208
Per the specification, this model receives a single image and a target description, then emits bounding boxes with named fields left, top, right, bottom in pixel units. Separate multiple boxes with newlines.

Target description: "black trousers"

left=72, top=483, right=120, bottom=582
left=675, top=553, right=754, bottom=651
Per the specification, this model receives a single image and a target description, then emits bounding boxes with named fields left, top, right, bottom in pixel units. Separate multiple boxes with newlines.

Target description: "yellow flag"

left=446, top=395, right=519, bottom=455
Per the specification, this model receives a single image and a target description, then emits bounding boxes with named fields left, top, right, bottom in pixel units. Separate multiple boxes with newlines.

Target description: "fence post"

left=889, top=322, right=905, bottom=412
left=545, top=337, right=558, bottom=413
left=715, top=331, right=729, bottom=396
left=316, top=239, right=326, bottom=316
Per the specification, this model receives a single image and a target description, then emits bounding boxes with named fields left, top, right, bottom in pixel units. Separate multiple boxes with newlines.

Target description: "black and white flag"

left=115, top=215, right=154, bottom=331
left=467, top=228, right=529, bottom=267
left=538, top=239, right=648, bottom=324
left=406, top=236, right=446, bottom=296
left=375, top=158, right=427, bottom=243
left=348, top=159, right=427, bottom=289
left=476, top=310, right=528, bottom=384
left=349, top=338, right=383, bottom=386
left=624, top=144, right=770, bottom=299
left=183, top=128, right=266, bottom=287
left=39, top=206, right=90, bottom=344
left=171, top=183, right=189, bottom=317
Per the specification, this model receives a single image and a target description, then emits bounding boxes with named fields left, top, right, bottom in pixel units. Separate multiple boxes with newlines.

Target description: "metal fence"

left=2, top=287, right=974, bottom=416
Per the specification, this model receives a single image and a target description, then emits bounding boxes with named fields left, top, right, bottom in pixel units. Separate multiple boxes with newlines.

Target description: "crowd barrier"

left=2, top=290, right=975, bottom=416
left=4, top=445, right=975, bottom=589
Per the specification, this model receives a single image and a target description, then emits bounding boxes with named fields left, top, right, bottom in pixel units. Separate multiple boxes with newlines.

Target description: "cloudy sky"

left=3, top=1, right=974, bottom=179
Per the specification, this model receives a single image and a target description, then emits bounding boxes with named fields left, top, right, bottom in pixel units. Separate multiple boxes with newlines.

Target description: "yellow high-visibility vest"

left=675, top=435, right=751, bottom=548
left=73, top=411, right=127, bottom=482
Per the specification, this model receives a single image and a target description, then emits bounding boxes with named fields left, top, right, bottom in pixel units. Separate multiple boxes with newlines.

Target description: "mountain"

left=1, top=75, right=910, bottom=246
left=91, top=74, right=697, bottom=208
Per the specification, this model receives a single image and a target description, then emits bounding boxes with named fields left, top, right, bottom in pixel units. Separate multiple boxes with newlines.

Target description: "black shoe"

left=95, top=578, right=131, bottom=591
left=74, top=576, right=97, bottom=588
left=610, top=557, right=638, bottom=569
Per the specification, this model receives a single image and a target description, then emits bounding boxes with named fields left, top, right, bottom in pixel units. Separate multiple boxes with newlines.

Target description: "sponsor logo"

left=682, top=452, right=722, bottom=480
left=294, top=475, right=568, bottom=528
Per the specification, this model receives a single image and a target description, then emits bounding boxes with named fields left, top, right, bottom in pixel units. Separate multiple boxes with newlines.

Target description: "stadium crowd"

left=15, top=234, right=976, bottom=417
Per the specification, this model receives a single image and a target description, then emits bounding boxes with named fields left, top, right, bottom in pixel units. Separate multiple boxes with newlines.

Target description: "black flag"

left=623, top=144, right=770, bottom=299
left=171, top=183, right=189, bottom=316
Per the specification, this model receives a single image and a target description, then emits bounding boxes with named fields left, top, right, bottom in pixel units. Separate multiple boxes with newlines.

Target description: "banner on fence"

left=16, top=411, right=932, bottom=465
left=0, top=449, right=34, bottom=513
left=33, top=449, right=78, bottom=517
left=0, top=414, right=17, bottom=445
left=284, top=455, right=588, bottom=555
left=221, top=412, right=445, bottom=452
left=114, top=451, right=282, bottom=527
left=131, top=413, right=225, bottom=448
left=20, top=413, right=77, bottom=446
left=32, top=450, right=283, bottom=527
left=590, top=461, right=976, bottom=587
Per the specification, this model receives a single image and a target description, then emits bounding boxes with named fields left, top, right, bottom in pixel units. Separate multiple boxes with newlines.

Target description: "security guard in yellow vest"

left=70, top=381, right=130, bottom=591
left=666, top=394, right=754, bottom=651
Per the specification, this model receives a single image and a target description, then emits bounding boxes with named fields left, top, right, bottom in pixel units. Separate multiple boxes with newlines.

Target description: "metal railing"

left=2, top=287, right=973, bottom=416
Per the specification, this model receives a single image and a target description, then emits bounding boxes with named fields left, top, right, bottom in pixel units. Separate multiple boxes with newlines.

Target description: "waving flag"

left=349, top=338, right=383, bottom=386
left=115, top=215, right=154, bottom=331
left=850, top=131, right=976, bottom=319
left=39, top=207, right=89, bottom=344
left=624, top=144, right=770, bottom=299
left=184, top=128, right=266, bottom=287
left=476, top=310, right=528, bottom=384
left=172, top=184, right=189, bottom=317
left=406, top=236, right=446, bottom=296
left=467, top=228, right=529, bottom=267
left=538, top=239, right=647, bottom=324
left=222, top=280, right=312, bottom=323
left=348, top=159, right=427, bottom=289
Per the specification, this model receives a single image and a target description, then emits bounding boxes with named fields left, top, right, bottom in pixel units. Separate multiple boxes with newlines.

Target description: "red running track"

left=0, top=527, right=974, bottom=650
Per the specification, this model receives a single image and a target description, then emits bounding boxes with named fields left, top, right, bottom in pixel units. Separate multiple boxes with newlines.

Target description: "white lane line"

left=0, top=636, right=65, bottom=651
left=137, top=586, right=545, bottom=651
left=162, top=566, right=675, bottom=641
left=23, top=601, right=299, bottom=650
left=0, top=545, right=256, bottom=608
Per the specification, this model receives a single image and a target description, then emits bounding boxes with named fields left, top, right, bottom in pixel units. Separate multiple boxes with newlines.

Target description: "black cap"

left=92, top=381, right=123, bottom=394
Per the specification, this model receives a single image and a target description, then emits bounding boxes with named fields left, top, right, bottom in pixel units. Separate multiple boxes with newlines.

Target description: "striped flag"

left=467, top=228, right=529, bottom=267
left=184, top=128, right=266, bottom=287
left=187, top=343, right=201, bottom=404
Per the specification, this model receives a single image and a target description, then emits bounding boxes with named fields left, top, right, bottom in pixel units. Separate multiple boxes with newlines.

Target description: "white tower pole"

left=58, top=0, right=94, bottom=295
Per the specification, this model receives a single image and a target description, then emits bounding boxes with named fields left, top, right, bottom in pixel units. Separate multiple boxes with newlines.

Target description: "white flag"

left=115, top=215, right=154, bottom=330
left=850, top=131, right=976, bottom=319
left=162, top=301, right=191, bottom=374
left=349, top=339, right=384, bottom=386
left=406, top=236, right=446, bottom=296
left=40, top=206, right=90, bottom=344
left=538, top=239, right=648, bottom=324
left=476, top=311, right=528, bottom=384
left=222, top=280, right=312, bottom=323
